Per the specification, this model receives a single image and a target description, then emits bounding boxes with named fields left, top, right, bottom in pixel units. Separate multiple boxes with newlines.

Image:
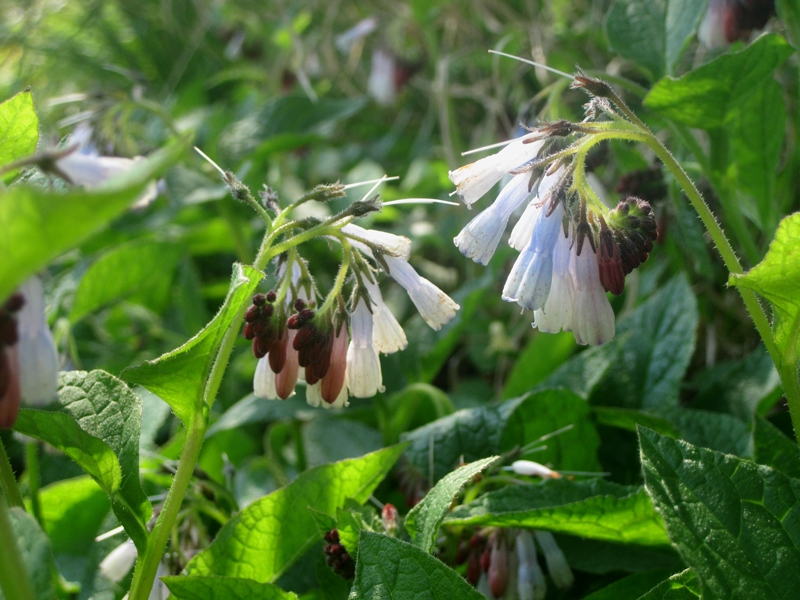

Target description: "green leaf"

left=537, top=336, right=620, bottom=398
left=303, top=418, right=383, bottom=469
left=69, top=240, right=184, bottom=322
left=637, top=569, right=701, bottom=599
left=35, top=475, right=110, bottom=556
left=605, top=0, right=708, bottom=79
left=207, top=393, right=302, bottom=437
left=729, top=79, right=786, bottom=232
left=0, top=141, right=182, bottom=303
left=639, top=426, right=800, bottom=599
left=502, top=331, right=576, bottom=399
left=581, top=570, right=676, bottom=600
left=0, top=508, right=56, bottom=600
left=405, top=456, right=499, bottom=552
left=555, top=536, right=683, bottom=574
left=385, top=383, right=455, bottom=445
left=348, top=531, right=484, bottom=600
left=644, top=34, right=795, bottom=128
left=501, top=388, right=601, bottom=471
left=184, top=444, right=406, bottom=583
left=593, top=407, right=681, bottom=437
left=444, top=478, right=669, bottom=546
left=401, top=405, right=506, bottom=484
left=730, top=213, right=800, bottom=378
left=777, top=0, right=800, bottom=47
left=163, top=576, right=298, bottom=600
left=124, top=263, right=263, bottom=427
left=659, top=407, right=751, bottom=457
left=336, top=507, right=369, bottom=557
left=14, top=370, right=151, bottom=552
left=752, top=415, right=800, bottom=480
left=0, top=89, right=39, bottom=182
left=592, top=274, right=697, bottom=409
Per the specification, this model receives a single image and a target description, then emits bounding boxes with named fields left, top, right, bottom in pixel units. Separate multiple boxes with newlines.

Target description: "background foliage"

left=1, top=0, right=799, bottom=599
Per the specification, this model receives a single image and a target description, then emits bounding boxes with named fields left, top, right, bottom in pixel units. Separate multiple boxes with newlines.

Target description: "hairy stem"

left=0, top=497, right=37, bottom=600
left=26, top=442, right=43, bottom=527
left=0, top=438, right=23, bottom=508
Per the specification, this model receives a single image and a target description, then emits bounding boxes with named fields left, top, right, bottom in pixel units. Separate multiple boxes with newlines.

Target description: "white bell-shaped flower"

left=454, top=172, right=533, bottom=265
left=362, top=276, right=407, bottom=354
left=502, top=202, right=564, bottom=312
left=99, top=540, right=137, bottom=582
left=383, top=256, right=459, bottom=331
left=341, top=223, right=411, bottom=260
left=534, top=531, right=574, bottom=590
left=569, top=243, right=615, bottom=346
left=254, top=356, right=278, bottom=400
left=533, top=226, right=574, bottom=334
left=516, top=531, right=546, bottom=600
left=17, top=276, right=59, bottom=405
left=346, top=297, right=384, bottom=398
left=56, top=152, right=158, bottom=209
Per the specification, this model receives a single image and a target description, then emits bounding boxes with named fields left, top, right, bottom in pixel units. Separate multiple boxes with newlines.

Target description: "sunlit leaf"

left=0, top=88, right=39, bottom=182
left=184, top=445, right=406, bottom=583
left=639, top=427, right=800, bottom=598
left=163, top=576, right=298, bottom=600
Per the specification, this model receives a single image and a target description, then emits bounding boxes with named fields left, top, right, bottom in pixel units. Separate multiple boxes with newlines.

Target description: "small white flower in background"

left=346, top=297, right=384, bottom=398
left=508, top=460, right=562, bottom=479
left=99, top=540, right=137, bottom=582
left=17, top=276, right=59, bottom=405
left=54, top=126, right=158, bottom=208
left=516, top=531, right=547, bottom=600
left=368, top=48, right=398, bottom=106
left=335, top=16, right=378, bottom=54
left=534, top=531, right=574, bottom=589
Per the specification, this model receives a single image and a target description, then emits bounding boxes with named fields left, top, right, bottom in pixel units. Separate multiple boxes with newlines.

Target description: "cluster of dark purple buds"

left=615, top=165, right=666, bottom=205
left=596, top=197, right=658, bottom=296
left=243, top=291, right=278, bottom=360
left=0, top=293, right=24, bottom=427
left=323, top=529, right=355, bottom=580
left=456, top=532, right=509, bottom=598
left=286, top=300, right=333, bottom=386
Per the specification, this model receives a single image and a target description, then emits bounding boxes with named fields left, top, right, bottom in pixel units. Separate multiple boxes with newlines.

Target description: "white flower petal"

left=99, top=540, right=137, bottom=583
left=17, top=276, right=59, bottom=405
left=533, top=228, right=574, bottom=333
left=254, top=356, right=278, bottom=399
left=383, top=256, right=459, bottom=331
left=363, top=277, right=407, bottom=354
left=342, top=223, right=411, bottom=260
left=569, top=244, right=615, bottom=346
left=346, top=298, right=384, bottom=397
left=534, top=531, right=574, bottom=589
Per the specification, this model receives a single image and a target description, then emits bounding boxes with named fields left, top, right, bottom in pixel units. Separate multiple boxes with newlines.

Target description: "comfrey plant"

left=450, top=62, right=660, bottom=346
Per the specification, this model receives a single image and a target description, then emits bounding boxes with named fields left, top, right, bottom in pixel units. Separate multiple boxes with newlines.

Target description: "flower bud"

left=509, top=460, right=561, bottom=479
left=99, top=540, right=137, bottom=582
left=244, top=305, right=261, bottom=323
left=488, top=535, right=509, bottom=598
left=534, top=531, right=574, bottom=589
left=381, top=503, right=399, bottom=535
left=17, top=277, right=59, bottom=405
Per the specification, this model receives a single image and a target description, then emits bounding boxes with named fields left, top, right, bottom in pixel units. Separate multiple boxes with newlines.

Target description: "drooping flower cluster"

left=0, top=276, right=60, bottom=427
left=250, top=223, right=459, bottom=409
left=460, top=528, right=574, bottom=599
left=450, top=114, right=657, bottom=346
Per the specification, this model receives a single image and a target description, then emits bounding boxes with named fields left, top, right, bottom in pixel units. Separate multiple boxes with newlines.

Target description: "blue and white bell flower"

left=502, top=201, right=564, bottom=312
left=454, top=172, right=534, bottom=265
left=383, top=255, right=459, bottom=331
left=448, top=135, right=546, bottom=207
left=346, top=297, right=384, bottom=398
left=363, top=276, right=407, bottom=354
left=17, top=276, right=59, bottom=405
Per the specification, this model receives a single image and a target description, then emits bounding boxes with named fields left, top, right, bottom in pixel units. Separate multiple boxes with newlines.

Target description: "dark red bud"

left=488, top=537, right=509, bottom=598
left=243, top=323, right=256, bottom=340
left=245, top=305, right=261, bottom=323
left=480, top=546, right=491, bottom=573
left=300, top=308, right=315, bottom=320
left=381, top=503, right=399, bottom=532
left=466, top=551, right=482, bottom=586
left=266, top=291, right=277, bottom=303
left=455, top=541, right=470, bottom=566
left=252, top=337, right=269, bottom=359
left=268, top=332, right=287, bottom=374
left=4, top=294, right=24, bottom=313
left=294, top=298, right=306, bottom=311
left=252, top=293, right=267, bottom=307
left=263, top=304, right=275, bottom=318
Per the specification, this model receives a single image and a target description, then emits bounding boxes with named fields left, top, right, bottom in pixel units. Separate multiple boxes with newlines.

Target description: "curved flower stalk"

left=451, top=85, right=658, bottom=346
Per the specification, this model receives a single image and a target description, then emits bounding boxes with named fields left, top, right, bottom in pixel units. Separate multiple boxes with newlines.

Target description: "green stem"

left=0, top=496, right=37, bottom=600
left=127, top=414, right=205, bottom=600
left=0, top=438, right=23, bottom=508
left=26, top=442, right=43, bottom=527
left=641, top=136, right=799, bottom=441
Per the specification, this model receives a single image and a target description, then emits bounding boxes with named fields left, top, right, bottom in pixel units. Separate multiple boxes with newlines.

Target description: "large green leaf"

left=591, top=274, right=697, bottom=409
left=69, top=240, right=184, bottom=322
left=401, top=405, right=507, bottom=484
left=0, top=89, right=39, bottom=182
left=729, top=79, right=786, bottom=232
left=0, top=508, right=56, bottom=600
left=637, top=569, right=700, bottom=599
left=501, top=388, right=601, bottom=471
left=502, top=331, right=576, bottom=399
left=14, top=370, right=151, bottom=551
left=405, top=456, right=499, bottom=553
left=35, top=475, right=110, bottom=556
left=207, top=393, right=302, bottom=437
left=184, top=445, right=406, bottom=583
left=163, top=576, right=298, bottom=600
left=444, top=478, right=669, bottom=546
left=124, top=263, right=263, bottom=427
left=593, top=407, right=680, bottom=437
left=581, top=570, right=676, bottom=600
left=752, top=415, right=800, bottom=480
left=0, top=141, right=182, bottom=303
left=730, top=213, right=800, bottom=385
left=348, top=531, right=484, bottom=600
left=644, top=34, right=795, bottom=128
left=605, top=0, right=708, bottom=79
left=537, top=339, right=619, bottom=398
left=639, top=427, right=800, bottom=599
